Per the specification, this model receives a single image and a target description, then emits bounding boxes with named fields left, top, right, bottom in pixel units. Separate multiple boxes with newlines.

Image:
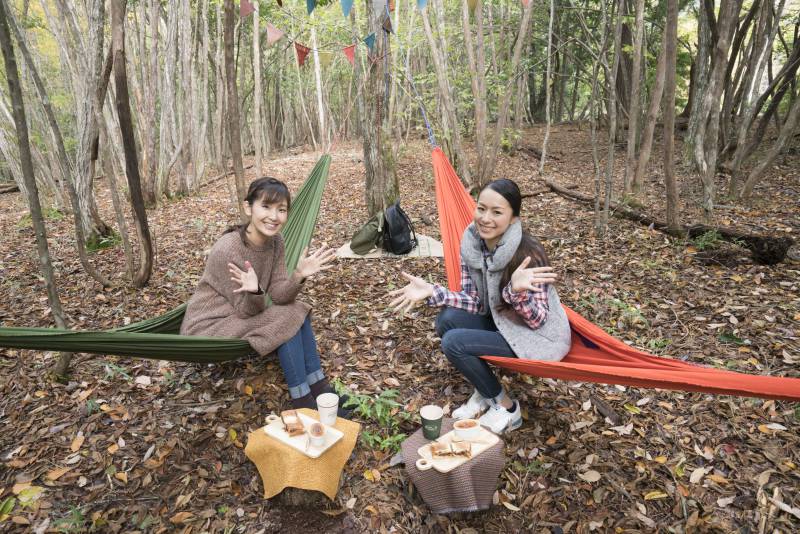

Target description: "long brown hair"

left=497, top=232, right=550, bottom=309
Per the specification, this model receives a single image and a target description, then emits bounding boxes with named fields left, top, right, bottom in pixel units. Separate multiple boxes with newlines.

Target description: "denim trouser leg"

left=278, top=316, right=325, bottom=397
left=298, top=316, right=324, bottom=385
left=436, top=307, right=517, bottom=399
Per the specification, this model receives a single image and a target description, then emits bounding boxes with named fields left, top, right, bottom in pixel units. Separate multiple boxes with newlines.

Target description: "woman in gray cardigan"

left=389, top=179, right=571, bottom=433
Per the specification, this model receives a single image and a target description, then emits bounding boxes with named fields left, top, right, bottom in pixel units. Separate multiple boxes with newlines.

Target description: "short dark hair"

left=245, top=177, right=291, bottom=211
left=224, top=177, right=291, bottom=242
left=484, top=179, right=522, bottom=216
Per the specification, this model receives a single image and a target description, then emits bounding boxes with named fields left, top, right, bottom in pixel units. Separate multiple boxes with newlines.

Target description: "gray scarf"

left=460, top=219, right=522, bottom=273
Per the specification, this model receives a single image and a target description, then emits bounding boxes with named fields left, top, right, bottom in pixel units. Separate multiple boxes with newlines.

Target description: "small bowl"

left=453, top=419, right=481, bottom=441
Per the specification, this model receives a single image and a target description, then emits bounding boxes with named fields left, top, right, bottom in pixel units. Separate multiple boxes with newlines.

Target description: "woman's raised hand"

left=229, top=260, right=260, bottom=294
left=388, top=272, right=434, bottom=314
left=294, top=245, right=337, bottom=280
left=510, top=257, right=558, bottom=293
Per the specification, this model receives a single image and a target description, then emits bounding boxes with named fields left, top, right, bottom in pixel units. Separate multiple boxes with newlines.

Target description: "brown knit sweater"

left=180, top=231, right=310, bottom=356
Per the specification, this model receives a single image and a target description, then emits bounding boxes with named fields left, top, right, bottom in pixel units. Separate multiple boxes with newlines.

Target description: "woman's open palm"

left=295, top=245, right=337, bottom=279
left=510, top=257, right=557, bottom=293
left=229, top=261, right=259, bottom=294
left=388, top=272, right=434, bottom=314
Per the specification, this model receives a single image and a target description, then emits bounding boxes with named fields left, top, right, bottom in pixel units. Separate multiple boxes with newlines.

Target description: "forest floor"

left=1, top=124, right=799, bottom=533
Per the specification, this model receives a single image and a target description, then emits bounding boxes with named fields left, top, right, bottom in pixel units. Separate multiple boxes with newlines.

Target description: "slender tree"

left=0, top=0, right=71, bottom=375
left=111, top=0, right=153, bottom=287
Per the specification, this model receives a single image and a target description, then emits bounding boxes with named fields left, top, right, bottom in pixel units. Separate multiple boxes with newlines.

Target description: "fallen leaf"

left=644, top=491, right=668, bottom=500
left=578, top=470, right=602, bottom=483
left=114, top=472, right=128, bottom=484
left=502, top=501, right=520, bottom=511
left=107, top=444, right=119, bottom=454
left=45, top=467, right=72, bottom=481
left=70, top=433, right=84, bottom=453
left=169, top=511, right=194, bottom=524
left=717, top=496, right=735, bottom=507
left=689, top=467, right=707, bottom=484
left=346, top=497, right=357, bottom=509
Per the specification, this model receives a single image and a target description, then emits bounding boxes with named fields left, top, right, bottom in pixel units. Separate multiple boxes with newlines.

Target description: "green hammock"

left=0, top=154, right=332, bottom=363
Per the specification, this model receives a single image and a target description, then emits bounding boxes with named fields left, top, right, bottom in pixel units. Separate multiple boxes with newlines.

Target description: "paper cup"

left=316, top=392, right=339, bottom=426
left=420, top=404, right=443, bottom=440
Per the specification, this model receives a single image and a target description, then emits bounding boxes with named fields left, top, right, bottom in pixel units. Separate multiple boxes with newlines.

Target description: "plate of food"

left=263, top=410, right=344, bottom=458
left=415, top=423, right=499, bottom=473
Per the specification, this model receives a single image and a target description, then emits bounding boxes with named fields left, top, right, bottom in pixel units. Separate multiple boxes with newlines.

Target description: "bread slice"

left=280, top=410, right=305, bottom=436
left=429, top=441, right=472, bottom=458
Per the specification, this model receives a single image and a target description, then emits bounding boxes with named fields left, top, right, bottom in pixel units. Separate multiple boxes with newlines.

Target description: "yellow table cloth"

left=245, top=408, right=360, bottom=500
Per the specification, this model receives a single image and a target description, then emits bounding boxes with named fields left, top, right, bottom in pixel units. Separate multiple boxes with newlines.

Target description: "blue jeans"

left=276, top=316, right=324, bottom=398
left=436, top=307, right=517, bottom=399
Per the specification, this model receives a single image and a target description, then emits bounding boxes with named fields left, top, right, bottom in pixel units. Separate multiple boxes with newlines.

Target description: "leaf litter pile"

left=1, top=125, right=798, bottom=533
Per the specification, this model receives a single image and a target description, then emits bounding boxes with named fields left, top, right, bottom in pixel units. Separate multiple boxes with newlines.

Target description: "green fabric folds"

left=0, top=154, right=332, bottom=362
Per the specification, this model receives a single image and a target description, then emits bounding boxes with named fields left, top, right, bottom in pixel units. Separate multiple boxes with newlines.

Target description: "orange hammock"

left=431, top=147, right=800, bottom=402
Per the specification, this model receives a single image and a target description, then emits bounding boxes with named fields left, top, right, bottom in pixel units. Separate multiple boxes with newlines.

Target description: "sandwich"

left=429, top=441, right=472, bottom=458
left=280, top=410, right=305, bottom=436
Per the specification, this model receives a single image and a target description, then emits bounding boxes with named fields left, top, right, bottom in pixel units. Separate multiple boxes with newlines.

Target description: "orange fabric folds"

left=431, top=149, right=800, bottom=402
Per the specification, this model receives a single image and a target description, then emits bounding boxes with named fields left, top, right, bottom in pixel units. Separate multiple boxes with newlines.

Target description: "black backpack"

left=382, top=201, right=417, bottom=255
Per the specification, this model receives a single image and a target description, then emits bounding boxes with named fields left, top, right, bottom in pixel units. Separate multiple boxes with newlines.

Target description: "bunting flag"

left=265, top=23, right=284, bottom=45
left=382, top=13, right=393, bottom=34
left=240, top=0, right=255, bottom=17
left=295, top=42, right=311, bottom=66
left=343, top=44, right=356, bottom=66
left=363, top=32, right=376, bottom=51
left=468, top=0, right=478, bottom=15
left=389, top=0, right=395, bottom=11
left=341, top=0, right=354, bottom=17
left=417, top=0, right=428, bottom=10
left=307, top=0, right=316, bottom=15
left=521, top=0, right=530, bottom=6
left=319, top=51, right=334, bottom=69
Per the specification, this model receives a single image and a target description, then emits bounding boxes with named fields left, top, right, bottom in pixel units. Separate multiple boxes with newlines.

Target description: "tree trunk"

left=0, top=0, right=71, bottom=375
left=623, top=0, right=645, bottom=196
left=740, top=93, right=800, bottom=199
left=539, top=0, right=554, bottom=175
left=461, top=0, right=487, bottom=184
left=6, top=8, right=112, bottom=287
left=252, top=0, right=263, bottom=176
left=223, top=0, right=247, bottom=218
left=632, top=39, right=666, bottom=197
left=111, top=0, right=153, bottom=288
left=420, top=2, right=471, bottom=187
left=663, top=0, right=680, bottom=231
left=362, top=0, right=398, bottom=216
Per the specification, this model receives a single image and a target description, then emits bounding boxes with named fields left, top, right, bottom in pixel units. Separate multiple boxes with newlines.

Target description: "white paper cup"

left=309, top=423, right=326, bottom=448
left=453, top=418, right=481, bottom=441
left=316, top=392, right=339, bottom=426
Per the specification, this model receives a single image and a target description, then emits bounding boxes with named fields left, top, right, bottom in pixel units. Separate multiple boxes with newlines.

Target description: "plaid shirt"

left=428, top=241, right=550, bottom=329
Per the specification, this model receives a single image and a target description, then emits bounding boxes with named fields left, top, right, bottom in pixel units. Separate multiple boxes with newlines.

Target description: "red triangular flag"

left=521, top=0, right=530, bottom=6
left=240, top=0, right=255, bottom=17
left=343, top=44, right=356, bottom=66
left=295, top=42, right=311, bottom=67
left=265, top=23, right=284, bottom=45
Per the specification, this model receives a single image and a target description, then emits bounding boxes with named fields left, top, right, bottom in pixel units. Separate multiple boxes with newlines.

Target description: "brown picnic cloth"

left=245, top=408, right=360, bottom=500
left=401, top=418, right=506, bottom=514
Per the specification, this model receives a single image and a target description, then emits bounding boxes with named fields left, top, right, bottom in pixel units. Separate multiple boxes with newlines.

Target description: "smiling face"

left=474, top=188, right=518, bottom=250
left=243, top=194, right=288, bottom=245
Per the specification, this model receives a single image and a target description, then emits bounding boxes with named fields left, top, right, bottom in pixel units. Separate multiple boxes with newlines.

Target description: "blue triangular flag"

left=363, top=32, right=376, bottom=51
left=341, top=0, right=354, bottom=17
left=307, top=0, right=316, bottom=15
left=417, top=0, right=428, bottom=9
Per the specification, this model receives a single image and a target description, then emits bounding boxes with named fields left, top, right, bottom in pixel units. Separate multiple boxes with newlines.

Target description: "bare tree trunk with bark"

left=539, top=0, right=554, bottom=175
left=111, top=0, right=153, bottom=288
left=223, top=0, right=247, bottom=219
left=623, top=0, right=645, bottom=196
left=663, top=0, right=680, bottom=231
left=0, top=0, right=71, bottom=375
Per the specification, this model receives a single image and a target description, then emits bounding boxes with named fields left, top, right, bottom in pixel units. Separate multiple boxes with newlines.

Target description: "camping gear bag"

left=350, top=210, right=384, bottom=255
left=383, top=201, right=417, bottom=255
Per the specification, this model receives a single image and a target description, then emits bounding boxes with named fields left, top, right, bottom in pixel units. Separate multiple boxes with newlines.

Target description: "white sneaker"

left=452, top=389, right=489, bottom=420
left=479, top=400, right=522, bottom=434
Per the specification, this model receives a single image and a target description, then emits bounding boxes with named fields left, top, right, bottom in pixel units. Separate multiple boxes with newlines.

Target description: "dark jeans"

left=276, top=316, right=324, bottom=398
left=436, top=307, right=517, bottom=399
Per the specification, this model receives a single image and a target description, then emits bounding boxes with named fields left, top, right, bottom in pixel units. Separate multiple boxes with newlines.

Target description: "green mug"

left=420, top=405, right=444, bottom=440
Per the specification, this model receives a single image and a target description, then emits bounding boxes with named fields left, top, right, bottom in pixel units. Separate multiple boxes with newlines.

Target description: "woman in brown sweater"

left=181, top=177, right=345, bottom=413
